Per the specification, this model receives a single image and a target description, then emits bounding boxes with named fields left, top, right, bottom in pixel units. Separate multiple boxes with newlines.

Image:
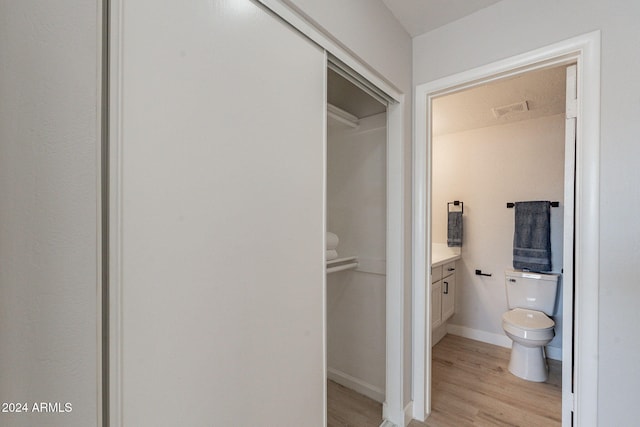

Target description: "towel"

left=326, top=250, right=338, bottom=261
left=513, top=201, right=552, bottom=272
left=326, top=232, right=339, bottom=250
left=447, top=211, right=462, bottom=247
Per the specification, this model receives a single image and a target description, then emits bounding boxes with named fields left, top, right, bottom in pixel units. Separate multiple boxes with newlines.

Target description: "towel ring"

left=447, top=200, right=463, bottom=214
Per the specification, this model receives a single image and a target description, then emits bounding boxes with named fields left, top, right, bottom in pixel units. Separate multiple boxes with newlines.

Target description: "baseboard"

left=447, top=324, right=563, bottom=361
left=327, top=367, right=385, bottom=403
left=403, top=401, right=413, bottom=427
left=447, top=324, right=512, bottom=348
left=432, top=322, right=448, bottom=347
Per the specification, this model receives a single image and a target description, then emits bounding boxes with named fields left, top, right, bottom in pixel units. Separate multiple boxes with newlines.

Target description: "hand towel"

left=326, top=232, right=339, bottom=250
left=447, top=211, right=463, bottom=247
left=326, top=249, right=339, bottom=261
left=513, top=201, right=552, bottom=272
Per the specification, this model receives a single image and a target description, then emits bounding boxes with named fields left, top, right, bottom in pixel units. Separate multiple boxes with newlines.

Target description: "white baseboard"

left=432, top=322, right=448, bottom=347
left=403, top=401, right=413, bottom=427
left=379, top=400, right=412, bottom=427
left=327, top=367, right=385, bottom=403
left=447, top=324, right=512, bottom=348
left=447, top=324, right=563, bottom=361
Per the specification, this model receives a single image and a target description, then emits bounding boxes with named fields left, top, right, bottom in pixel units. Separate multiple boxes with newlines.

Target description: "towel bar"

left=506, top=201, right=559, bottom=208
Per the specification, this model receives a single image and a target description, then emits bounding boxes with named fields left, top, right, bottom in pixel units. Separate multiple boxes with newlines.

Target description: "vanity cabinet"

left=441, top=261, right=456, bottom=321
left=431, top=280, right=443, bottom=328
left=431, top=261, right=456, bottom=329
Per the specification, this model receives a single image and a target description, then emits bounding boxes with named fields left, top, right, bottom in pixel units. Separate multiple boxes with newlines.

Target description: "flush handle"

left=443, top=281, right=449, bottom=294
left=508, top=278, right=517, bottom=283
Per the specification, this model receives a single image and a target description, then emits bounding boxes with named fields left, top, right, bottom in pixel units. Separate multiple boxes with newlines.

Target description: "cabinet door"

left=442, top=273, right=456, bottom=321
left=431, top=280, right=443, bottom=328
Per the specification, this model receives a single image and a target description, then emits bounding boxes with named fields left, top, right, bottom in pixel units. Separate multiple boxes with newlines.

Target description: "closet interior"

left=326, top=66, right=388, bottom=418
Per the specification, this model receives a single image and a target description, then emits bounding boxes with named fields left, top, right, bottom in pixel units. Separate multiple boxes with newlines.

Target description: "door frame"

left=412, top=31, right=600, bottom=425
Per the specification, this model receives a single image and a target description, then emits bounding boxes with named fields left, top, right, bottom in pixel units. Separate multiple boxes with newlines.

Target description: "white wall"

left=288, top=0, right=415, bottom=405
left=433, top=114, right=565, bottom=351
left=327, top=113, right=387, bottom=401
left=413, top=0, right=640, bottom=422
left=0, top=1, right=100, bottom=426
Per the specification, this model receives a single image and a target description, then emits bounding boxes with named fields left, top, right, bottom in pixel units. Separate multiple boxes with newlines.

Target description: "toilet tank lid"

left=505, top=269, right=560, bottom=283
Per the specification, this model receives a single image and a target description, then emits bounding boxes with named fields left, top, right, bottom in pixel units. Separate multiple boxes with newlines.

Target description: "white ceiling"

left=382, top=0, right=503, bottom=37
left=432, top=65, right=567, bottom=136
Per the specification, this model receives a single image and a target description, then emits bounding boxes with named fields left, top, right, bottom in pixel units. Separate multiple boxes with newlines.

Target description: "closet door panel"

left=117, top=1, right=325, bottom=425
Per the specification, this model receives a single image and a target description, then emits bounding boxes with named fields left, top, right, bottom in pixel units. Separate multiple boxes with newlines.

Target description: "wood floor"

left=327, top=334, right=561, bottom=427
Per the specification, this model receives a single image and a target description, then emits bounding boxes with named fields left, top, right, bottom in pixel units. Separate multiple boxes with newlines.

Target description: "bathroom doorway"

left=412, top=32, right=601, bottom=426
left=427, top=63, right=570, bottom=424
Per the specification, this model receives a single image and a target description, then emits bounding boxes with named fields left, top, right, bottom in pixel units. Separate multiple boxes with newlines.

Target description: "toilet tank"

left=505, top=269, right=560, bottom=315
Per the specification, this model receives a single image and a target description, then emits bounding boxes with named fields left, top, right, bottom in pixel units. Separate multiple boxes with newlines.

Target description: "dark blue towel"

left=513, top=201, right=551, bottom=272
left=447, top=211, right=462, bottom=247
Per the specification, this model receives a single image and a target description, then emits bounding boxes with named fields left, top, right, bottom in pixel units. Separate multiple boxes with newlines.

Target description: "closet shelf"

left=326, top=256, right=358, bottom=274
left=327, top=104, right=359, bottom=129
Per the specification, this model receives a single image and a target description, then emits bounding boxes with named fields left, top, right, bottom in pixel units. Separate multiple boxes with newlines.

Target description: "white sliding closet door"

left=114, top=0, right=326, bottom=425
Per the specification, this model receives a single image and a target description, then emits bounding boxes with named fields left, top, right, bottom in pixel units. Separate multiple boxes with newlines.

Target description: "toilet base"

left=508, top=341, right=548, bottom=382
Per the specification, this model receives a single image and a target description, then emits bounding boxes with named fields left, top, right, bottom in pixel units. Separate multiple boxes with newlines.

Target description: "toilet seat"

left=502, top=308, right=554, bottom=341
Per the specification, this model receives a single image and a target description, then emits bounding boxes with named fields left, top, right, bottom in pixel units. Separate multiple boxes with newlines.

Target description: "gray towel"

left=447, top=211, right=462, bottom=247
left=513, top=201, right=551, bottom=272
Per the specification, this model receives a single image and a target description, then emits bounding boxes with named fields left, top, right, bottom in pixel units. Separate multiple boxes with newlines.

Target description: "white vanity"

left=431, top=244, right=461, bottom=345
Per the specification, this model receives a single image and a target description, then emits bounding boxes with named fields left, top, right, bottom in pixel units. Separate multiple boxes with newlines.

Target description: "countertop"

left=432, top=243, right=461, bottom=267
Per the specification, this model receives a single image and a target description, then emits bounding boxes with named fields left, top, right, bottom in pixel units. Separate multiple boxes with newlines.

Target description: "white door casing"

left=413, top=31, right=600, bottom=424
left=563, top=63, right=577, bottom=426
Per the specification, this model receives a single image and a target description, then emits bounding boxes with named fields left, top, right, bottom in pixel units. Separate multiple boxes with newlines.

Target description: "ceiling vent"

left=492, top=100, right=529, bottom=118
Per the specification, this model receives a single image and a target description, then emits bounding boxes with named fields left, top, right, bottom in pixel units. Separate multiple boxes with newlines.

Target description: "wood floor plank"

left=328, top=334, right=561, bottom=427
left=327, top=380, right=383, bottom=427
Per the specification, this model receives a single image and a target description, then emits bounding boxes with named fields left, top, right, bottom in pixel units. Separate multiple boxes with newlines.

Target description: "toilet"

left=502, top=269, right=559, bottom=382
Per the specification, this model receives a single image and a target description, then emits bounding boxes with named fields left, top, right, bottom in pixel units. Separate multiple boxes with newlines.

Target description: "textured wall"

left=433, top=114, right=565, bottom=351
left=0, top=1, right=100, bottom=426
left=327, top=113, right=387, bottom=399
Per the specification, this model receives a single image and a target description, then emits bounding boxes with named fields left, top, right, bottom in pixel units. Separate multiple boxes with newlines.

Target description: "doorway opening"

left=325, top=64, right=389, bottom=426
left=427, top=63, right=571, bottom=424
left=412, top=31, right=601, bottom=426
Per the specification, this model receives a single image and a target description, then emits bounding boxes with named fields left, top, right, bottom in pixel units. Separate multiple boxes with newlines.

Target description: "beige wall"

left=327, top=113, right=387, bottom=400
left=433, top=114, right=565, bottom=352
left=414, top=0, right=640, bottom=422
left=0, top=1, right=100, bottom=426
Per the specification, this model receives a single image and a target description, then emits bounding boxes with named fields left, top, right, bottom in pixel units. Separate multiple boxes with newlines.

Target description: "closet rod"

left=326, top=263, right=359, bottom=274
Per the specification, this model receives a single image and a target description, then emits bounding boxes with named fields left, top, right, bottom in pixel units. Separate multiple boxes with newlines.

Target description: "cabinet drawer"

left=431, top=265, right=443, bottom=283
left=443, top=261, right=456, bottom=278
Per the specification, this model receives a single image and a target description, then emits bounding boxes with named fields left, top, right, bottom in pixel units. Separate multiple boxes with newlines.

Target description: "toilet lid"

left=502, top=308, right=554, bottom=330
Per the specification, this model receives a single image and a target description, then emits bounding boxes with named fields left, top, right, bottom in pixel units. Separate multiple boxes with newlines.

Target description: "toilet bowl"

left=502, top=269, right=560, bottom=382
left=502, top=308, right=555, bottom=382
